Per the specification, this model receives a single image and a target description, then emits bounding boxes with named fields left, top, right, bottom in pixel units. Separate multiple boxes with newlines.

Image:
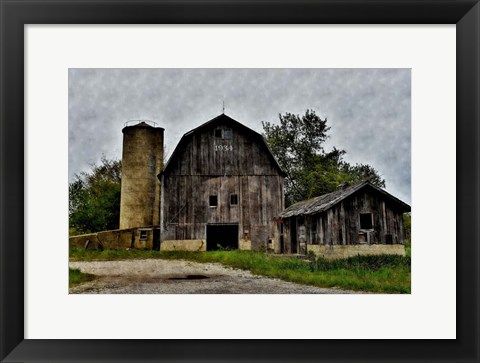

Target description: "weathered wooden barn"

left=276, top=181, right=411, bottom=258
left=69, top=115, right=411, bottom=259
left=158, top=114, right=286, bottom=251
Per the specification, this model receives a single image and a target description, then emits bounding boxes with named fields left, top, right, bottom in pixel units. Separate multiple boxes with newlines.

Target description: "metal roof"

left=278, top=181, right=410, bottom=218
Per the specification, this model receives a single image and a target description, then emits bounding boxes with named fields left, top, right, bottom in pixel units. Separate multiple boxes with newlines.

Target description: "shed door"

left=206, top=224, right=239, bottom=251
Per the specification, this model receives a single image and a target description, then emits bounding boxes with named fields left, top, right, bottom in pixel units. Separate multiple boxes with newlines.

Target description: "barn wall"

left=69, top=228, right=158, bottom=250
left=165, top=121, right=280, bottom=176
left=307, top=244, right=405, bottom=259
left=161, top=239, right=206, bottom=251
left=162, top=119, right=284, bottom=250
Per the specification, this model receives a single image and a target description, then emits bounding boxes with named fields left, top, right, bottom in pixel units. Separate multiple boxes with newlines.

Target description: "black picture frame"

left=1, top=1, right=478, bottom=362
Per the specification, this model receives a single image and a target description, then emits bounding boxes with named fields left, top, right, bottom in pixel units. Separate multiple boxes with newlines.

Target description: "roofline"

left=159, top=113, right=287, bottom=178
left=279, top=181, right=410, bottom=217
left=363, top=182, right=411, bottom=211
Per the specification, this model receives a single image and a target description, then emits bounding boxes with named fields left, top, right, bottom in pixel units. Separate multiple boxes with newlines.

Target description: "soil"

left=69, top=259, right=365, bottom=294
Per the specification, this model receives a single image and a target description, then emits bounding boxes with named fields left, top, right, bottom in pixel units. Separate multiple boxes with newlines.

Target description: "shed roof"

left=160, top=113, right=286, bottom=177
left=278, top=181, right=410, bottom=218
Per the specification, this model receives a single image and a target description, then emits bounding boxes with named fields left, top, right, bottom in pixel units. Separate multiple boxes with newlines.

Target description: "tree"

left=262, top=110, right=385, bottom=206
left=403, top=212, right=411, bottom=241
left=69, top=157, right=121, bottom=235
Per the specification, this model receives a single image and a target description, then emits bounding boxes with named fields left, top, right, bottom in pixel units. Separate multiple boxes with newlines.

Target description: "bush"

left=310, top=254, right=410, bottom=272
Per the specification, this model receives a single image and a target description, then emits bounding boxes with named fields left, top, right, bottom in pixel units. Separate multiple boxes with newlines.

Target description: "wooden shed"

left=159, top=113, right=286, bottom=251
left=276, top=181, right=411, bottom=258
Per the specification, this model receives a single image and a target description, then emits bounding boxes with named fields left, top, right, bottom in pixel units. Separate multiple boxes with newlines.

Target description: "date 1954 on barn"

left=214, top=144, right=233, bottom=152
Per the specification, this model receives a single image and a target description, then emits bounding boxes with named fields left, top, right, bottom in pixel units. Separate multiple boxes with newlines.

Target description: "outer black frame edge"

left=0, top=1, right=479, bottom=362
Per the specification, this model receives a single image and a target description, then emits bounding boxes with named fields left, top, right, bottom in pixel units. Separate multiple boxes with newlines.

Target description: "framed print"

left=1, top=1, right=479, bottom=362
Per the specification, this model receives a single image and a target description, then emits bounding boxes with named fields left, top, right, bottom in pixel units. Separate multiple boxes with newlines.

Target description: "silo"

left=119, top=121, right=164, bottom=230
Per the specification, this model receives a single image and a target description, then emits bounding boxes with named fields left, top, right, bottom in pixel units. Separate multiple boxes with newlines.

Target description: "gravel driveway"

left=69, top=259, right=363, bottom=294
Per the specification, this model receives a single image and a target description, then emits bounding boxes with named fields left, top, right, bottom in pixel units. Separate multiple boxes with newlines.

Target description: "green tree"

left=69, top=157, right=121, bottom=235
left=262, top=110, right=385, bottom=206
left=403, top=212, right=411, bottom=241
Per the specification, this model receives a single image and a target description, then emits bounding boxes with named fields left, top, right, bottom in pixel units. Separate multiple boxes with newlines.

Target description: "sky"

left=69, top=68, right=411, bottom=204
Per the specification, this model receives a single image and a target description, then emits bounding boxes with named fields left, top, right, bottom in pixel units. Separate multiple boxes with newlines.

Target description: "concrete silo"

left=119, top=121, right=164, bottom=230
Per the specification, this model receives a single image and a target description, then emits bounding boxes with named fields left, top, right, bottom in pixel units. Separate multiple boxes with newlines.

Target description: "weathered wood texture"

left=162, top=115, right=284, bottom=249
left=282, top=189, right=407, bottom=253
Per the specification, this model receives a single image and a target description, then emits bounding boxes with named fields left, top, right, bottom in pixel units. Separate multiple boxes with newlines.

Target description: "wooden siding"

left=162, top=118, right=284, bottom=249
left=281, top=189, right=406, bottom=253
left=165, top=121, right=280, bottom=177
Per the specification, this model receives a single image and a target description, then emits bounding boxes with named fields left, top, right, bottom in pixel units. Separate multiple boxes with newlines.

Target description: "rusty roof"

left=278, top=181, right=410, bottom=218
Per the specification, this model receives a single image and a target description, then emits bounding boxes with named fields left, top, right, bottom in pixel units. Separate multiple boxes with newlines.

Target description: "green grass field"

left=69, top=267, right=96, bottom=288
left=70, top=249, right=410, bottom=293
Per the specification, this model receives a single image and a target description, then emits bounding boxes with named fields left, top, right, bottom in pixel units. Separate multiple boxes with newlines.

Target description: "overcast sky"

left=69, top=68, right=411, bottom=204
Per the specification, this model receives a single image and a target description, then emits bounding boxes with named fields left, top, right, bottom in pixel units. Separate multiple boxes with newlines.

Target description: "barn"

left=276, top=181, right=411, bottom=258
left=69, top=114, right=410, bottom=258
left=158, top=113, right=286, bottom=251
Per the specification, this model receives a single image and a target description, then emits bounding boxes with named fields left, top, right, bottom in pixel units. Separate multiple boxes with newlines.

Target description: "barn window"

left=230, top=194, right=238, bottom=205
left=224, top=128, right=232, bottom=139
left=139, top=230, right=148, bottom=241
left=214, top=128, right=222, bottom=138
left=209, top=195, right=218, bottom=207
left=360, top=213, right=373, bottom=229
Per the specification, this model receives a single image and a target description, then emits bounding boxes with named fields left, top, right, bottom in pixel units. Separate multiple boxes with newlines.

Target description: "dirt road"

left=69, top=259, right=363, bottom=294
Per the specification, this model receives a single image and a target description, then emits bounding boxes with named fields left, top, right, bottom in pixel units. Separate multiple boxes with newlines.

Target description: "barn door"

left=152, top=228, right=160, bottom=251
left=206, top=224, right=239, bottom=251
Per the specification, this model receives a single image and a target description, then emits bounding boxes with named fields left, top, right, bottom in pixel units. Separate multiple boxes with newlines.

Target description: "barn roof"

left=278, top=181, right=411, bottom=218
left=160, top=113, right=286, bottom=176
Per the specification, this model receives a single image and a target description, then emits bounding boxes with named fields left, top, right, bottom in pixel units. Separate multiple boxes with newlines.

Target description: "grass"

left=69, top=267, right=96, bottom=288
left=70, top=249, right=411, bottom=293
left=405, top=239, right=411, bottom=258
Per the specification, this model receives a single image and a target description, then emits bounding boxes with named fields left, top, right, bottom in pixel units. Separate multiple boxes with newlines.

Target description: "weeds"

left=309, top=254, right=410, bottom=272
left=405, top=240, right=411, bottom=258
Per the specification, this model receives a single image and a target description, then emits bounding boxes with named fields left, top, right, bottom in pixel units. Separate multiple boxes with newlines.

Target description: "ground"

left=69, top=259, right=365, bottom=294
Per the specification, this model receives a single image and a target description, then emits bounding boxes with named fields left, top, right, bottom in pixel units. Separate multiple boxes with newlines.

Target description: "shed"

left=276, top=181, right=411, bottom=258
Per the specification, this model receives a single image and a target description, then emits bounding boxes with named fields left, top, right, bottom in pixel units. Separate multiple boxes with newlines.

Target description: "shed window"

left=360, top=213, right=373, bottom=229
left=214, top=129, right=222, bottom=138
left=209, top=195, right=218, bottom=207
left=139, top=230, right=148, bottom=241
left=230, top=194, right=238, bottom=205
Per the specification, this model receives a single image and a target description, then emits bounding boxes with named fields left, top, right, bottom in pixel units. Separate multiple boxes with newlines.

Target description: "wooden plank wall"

left=162, top=119, right=284, bottom=249
left=283, top=190, right=406, bottom=250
